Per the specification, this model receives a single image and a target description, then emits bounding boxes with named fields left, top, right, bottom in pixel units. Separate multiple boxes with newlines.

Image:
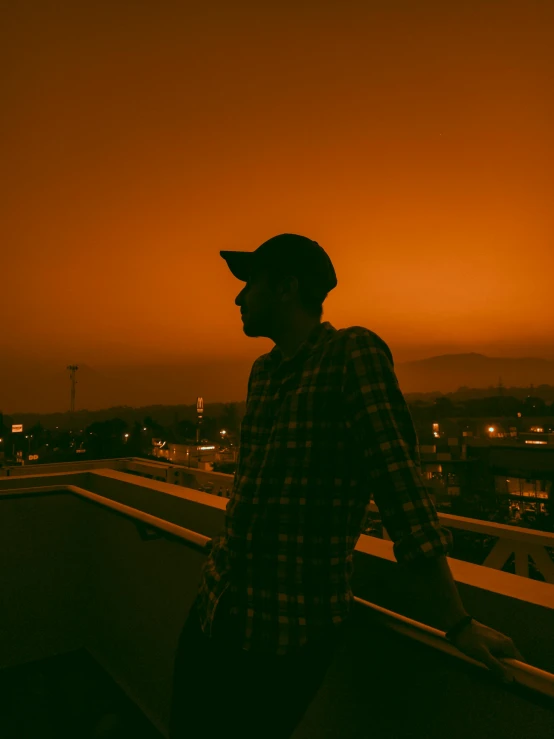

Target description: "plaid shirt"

left=196, top=321, right=453, bottom=654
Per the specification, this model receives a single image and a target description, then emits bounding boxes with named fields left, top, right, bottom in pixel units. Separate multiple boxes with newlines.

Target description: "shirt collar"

left=269, top=321, right=336, bottom=369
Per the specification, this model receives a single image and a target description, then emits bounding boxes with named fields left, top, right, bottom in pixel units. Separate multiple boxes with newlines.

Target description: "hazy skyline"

left=3, top=2, right=553, bottom=377
left=2, top=351, right=554, bottom=415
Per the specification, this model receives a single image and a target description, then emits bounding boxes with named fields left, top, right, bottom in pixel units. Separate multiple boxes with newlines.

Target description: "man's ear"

left=278, top=274, right=299, bottom=303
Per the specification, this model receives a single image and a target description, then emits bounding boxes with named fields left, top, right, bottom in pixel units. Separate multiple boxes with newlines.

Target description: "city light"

left=488, top=426, right=495, bottom=433
left=525, top=440, right=547, bottom=445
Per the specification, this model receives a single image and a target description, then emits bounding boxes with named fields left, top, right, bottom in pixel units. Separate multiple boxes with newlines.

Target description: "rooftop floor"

left=0, top=649, right=162, bottom=739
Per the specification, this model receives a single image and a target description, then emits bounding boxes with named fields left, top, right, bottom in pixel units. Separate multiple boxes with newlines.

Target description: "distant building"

left=464, top=442, right=554, bottom=516
left=151, top=440, right=236, bottom=469
left=416, top=437, right=553, bottom=516
left=152, top=441, right=216, bottom=469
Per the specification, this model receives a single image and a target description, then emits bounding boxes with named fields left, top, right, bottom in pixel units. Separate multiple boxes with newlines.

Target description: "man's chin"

left=242, top=324, right=258, bottom=337
left=241, top=319, right=262, bottom=338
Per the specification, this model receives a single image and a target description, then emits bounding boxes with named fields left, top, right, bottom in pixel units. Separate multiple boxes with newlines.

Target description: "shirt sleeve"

left=343, top=328, right=453, bottom=564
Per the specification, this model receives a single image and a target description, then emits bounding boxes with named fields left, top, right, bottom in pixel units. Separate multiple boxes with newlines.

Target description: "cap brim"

left=220, top=251, right=253, bottom=282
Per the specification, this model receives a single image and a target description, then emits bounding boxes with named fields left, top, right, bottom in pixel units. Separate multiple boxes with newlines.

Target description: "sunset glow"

left=2, top=3, right=553, bottom=396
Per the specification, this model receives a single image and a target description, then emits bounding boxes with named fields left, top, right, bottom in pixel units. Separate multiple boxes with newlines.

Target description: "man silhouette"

left=169, top=234, right=523, bottom=739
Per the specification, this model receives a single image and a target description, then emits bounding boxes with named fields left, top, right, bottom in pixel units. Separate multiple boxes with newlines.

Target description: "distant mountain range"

left=1, top=353, right=554, bottom=415
left=394, top=353, right=554, bottom=394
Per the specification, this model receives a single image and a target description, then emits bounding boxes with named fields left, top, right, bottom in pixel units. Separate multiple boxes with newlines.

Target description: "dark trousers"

left=169, top=592, right=349, bottom=739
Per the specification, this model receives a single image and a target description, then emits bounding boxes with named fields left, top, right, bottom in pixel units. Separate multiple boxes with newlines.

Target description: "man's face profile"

left=235, top=268, right=276, bottom=338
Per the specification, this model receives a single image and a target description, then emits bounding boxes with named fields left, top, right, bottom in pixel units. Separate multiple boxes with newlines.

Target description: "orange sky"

left=3, top=1, right=553, bottom=374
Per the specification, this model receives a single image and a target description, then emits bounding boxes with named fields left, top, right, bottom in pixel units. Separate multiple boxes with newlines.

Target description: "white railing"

left=368, top=501, right=554, bottom=584
left=2, top=457, right=553, bottom=583
left=131, top=458, right=554, bottom=584
left=1, top=483, right=553, bottom=704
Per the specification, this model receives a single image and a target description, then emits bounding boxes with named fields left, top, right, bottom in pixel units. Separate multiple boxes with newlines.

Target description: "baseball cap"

left=220, top=234, right=337, bottom=296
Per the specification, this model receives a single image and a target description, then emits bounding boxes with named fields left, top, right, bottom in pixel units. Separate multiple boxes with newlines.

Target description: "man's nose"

left=235, top=289, right=245, bottom=307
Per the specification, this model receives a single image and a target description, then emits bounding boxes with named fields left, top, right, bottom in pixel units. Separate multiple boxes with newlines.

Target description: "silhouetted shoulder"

left=248, top=352, right=276, bottom=384
left=244, top=353, right=272, bottom=399
left=252, top=351, right=274, bottom=372
left=336, top=325, right=394, bottom=365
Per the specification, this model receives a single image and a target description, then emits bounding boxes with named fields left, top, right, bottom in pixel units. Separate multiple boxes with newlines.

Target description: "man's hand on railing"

left=448, top=619, right=526, bottom=684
